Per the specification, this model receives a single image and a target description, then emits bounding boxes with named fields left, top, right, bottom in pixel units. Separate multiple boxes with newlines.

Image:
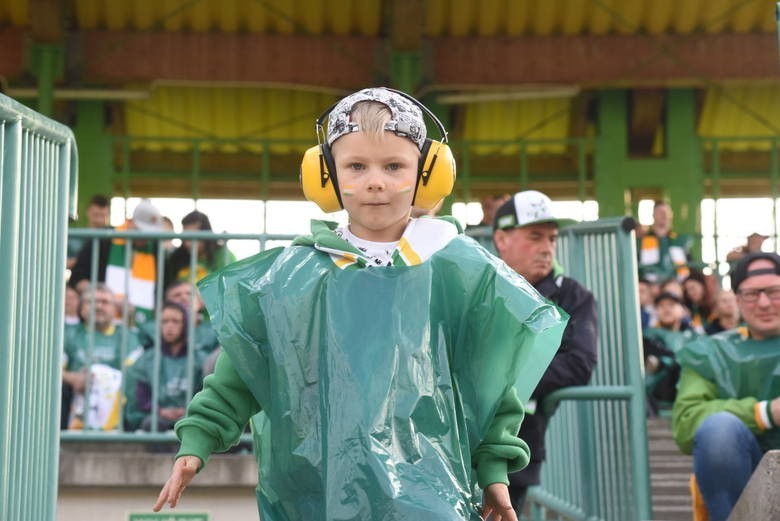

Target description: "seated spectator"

left=726, top=232, right=768, bottom=266
left=69, top=199, right=165, bottom=325
left=164, top=210, right=235, bottom=288
left=672, top=252, right=780, bottom=521
left=638, top=276, right=658, bottom=329
left=682, top=271, right=714, bottom=333
left=127, top=301, right=202, bottom=432
left=659, top=277, right=684, bottom=299
left=705, top=290, right=741, bottom=335
left=643, top=292, right=700, bottom=410
left=137, top=281, right=219, bottom=359
left=62, top=284, right=141, bottom=430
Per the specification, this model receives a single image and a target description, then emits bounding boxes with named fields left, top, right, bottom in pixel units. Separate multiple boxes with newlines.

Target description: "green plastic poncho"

left=193, top=218, right=566, bottom=520
left=675, top=329, right=780, bottom=451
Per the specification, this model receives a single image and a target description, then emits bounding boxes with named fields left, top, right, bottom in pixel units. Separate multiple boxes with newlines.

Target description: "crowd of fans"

left=62, top=195, right=232, bottom=434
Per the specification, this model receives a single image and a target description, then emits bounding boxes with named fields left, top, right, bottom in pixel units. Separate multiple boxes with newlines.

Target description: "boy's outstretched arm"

left=482, top=483, right=518, bottom=521
left=153, top=455, right=202, bottom=511
left=151, top=351, right=261, bottom=511
left=472, top=387, right=527, bottom=521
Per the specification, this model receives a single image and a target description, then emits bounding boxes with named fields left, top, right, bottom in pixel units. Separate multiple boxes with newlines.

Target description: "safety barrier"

left=0, top=94, right=78, bottom=521
left=526, top=217, right=653, bottom=521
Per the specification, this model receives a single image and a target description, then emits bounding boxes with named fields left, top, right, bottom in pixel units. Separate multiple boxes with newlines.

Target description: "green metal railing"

left=0, top=94, right=78, bottom=520
left=525, top=217, right=652, bottom=521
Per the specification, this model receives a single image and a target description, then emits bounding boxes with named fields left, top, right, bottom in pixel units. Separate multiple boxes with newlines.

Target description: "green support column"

left=594, top=89, right=703, bottom=253
left=594, top=90, right=630, bottom=218
left=31, top=44, right=62, bottom=117
left=390, top=51, right=422, bottom=94
left=72, top=101, right=114, bottom=224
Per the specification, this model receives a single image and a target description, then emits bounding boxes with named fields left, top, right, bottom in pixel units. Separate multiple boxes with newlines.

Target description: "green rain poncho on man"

left=672, top=327, right=780, bottom=453
left=173, top=216, right=567, bottom=521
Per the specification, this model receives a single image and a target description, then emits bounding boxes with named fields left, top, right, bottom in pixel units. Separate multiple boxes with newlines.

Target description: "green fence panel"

left=526, top=217, right=652, bottom=521
left=0, top=94, right=77, bottom=521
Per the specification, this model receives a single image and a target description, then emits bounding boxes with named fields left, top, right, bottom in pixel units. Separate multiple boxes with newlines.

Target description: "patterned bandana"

left=326, top=87, right=427, bottom=150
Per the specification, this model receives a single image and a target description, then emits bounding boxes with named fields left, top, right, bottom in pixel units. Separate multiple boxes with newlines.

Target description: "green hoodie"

left=176, top=218, right=566, bottom=520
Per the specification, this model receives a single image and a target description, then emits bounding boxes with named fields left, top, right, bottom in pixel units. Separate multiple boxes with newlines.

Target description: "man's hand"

left=482, top=483, right=518, bottom=521
left=152, top=455, right=201, bottom=512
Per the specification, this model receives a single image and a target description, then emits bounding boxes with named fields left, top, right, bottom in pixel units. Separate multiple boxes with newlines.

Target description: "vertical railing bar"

left=152, top=232, right=165, bottom=433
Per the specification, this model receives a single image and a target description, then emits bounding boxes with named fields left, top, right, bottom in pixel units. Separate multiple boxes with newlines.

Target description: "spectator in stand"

left=672, top=252, right=780, bottom=521
left=705, top=290, right=741, bottom=335
left=69, top=199, right=165, bottom=325
left=638, top=276, right=658, bottom=329
left=492, top=190, right=599, bottom=516
left=137, top=281, right=219, bottom=360
left=643, top=292, right=700, bottom=411
left=64, top=286, right=81, bottom=328
left=660, top=277, right=685, bottom=299
left=67, top=194, right=110, bottom=270
left=127, top=301, right=202, bottom=432
left=164, top=210, right=236, bottom=289
left=682, top=271, right=714, bottom=334
left=62, top=283, right=141, bottom=430
left=726, top=232, right=769, bottom=267
left=637, top=200, right=693, bottom=283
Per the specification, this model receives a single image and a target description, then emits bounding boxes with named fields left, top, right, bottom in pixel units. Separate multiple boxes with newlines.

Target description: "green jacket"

left=672, top=328, right=780, bottom=454
left=176, top=218, right=566, bottom=520
left=63, top=323, right=140, bottom=371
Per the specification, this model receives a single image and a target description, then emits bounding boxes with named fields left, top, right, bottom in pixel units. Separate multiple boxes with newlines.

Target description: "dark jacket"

left=68, top=236, right=112, bottom=288
left=510, top=269, right=599, bottom=487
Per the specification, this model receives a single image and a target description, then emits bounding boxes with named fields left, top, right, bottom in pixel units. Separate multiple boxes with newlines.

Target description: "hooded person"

left=672, top=252, right=780, bottom=521
left=125, top=301, right=203, bottom=432
left=153, top=87, right=568, bottom=521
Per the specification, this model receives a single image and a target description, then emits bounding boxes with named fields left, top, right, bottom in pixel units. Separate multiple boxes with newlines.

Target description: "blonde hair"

left=348, top=101, right=392, bottom=142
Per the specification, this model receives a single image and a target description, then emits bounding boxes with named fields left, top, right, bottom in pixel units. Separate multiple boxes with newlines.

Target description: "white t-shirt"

left=336, top=226, right=399, bottom=267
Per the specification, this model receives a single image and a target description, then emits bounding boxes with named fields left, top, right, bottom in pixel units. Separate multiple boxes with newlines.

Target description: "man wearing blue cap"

left=493, top=190, right=599, bottom=516
left=673, top=252, right=780, bottom=521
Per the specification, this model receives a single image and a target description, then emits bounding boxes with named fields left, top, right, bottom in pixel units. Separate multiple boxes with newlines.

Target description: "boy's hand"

left=482, top=483, right=518, bottom=521
left=152, top=455, right=201, bottom=511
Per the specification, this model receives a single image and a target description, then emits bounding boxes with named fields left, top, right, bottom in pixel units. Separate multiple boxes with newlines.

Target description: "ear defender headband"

left=300, top=88, right=456, bottom=213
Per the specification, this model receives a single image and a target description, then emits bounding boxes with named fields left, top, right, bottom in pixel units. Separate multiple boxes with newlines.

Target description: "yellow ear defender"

left=299, top=88, right=456, bottom=213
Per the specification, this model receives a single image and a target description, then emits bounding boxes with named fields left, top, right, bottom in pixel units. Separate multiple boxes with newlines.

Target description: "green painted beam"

left=72, top=101, right=113, bottom=225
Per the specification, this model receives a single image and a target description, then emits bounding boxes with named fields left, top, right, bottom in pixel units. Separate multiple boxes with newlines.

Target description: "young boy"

left=153, top=87, right=566, bottom=520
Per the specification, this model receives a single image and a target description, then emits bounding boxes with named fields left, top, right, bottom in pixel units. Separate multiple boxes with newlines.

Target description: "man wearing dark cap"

left=672, top=252, right=780, bottom=521
left=493, top=190, right=599, bottom=515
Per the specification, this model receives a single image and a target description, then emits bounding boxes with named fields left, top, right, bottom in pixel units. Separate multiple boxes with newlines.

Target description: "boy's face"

left=331, top=131, right=420, bottom=242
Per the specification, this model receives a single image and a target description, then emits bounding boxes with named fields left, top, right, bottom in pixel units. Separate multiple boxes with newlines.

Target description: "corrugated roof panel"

left=72, top=0, right=381, bottom=34
left=533, top=0, right=558, bottom=36
left=421, top=0, right=774, bottom=37
left=505, top=1, right=531, bottom=35
left=0, top=0, right=28, bottom=26
left=125, top=87, right=338, bottom=153
left=461, top=97, right=571, bottom=154
left=476, top=0, right=502, bottom=37
left=698, top=85, right=780, bottom=151
left=448, top=0, right=476, bottom=37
